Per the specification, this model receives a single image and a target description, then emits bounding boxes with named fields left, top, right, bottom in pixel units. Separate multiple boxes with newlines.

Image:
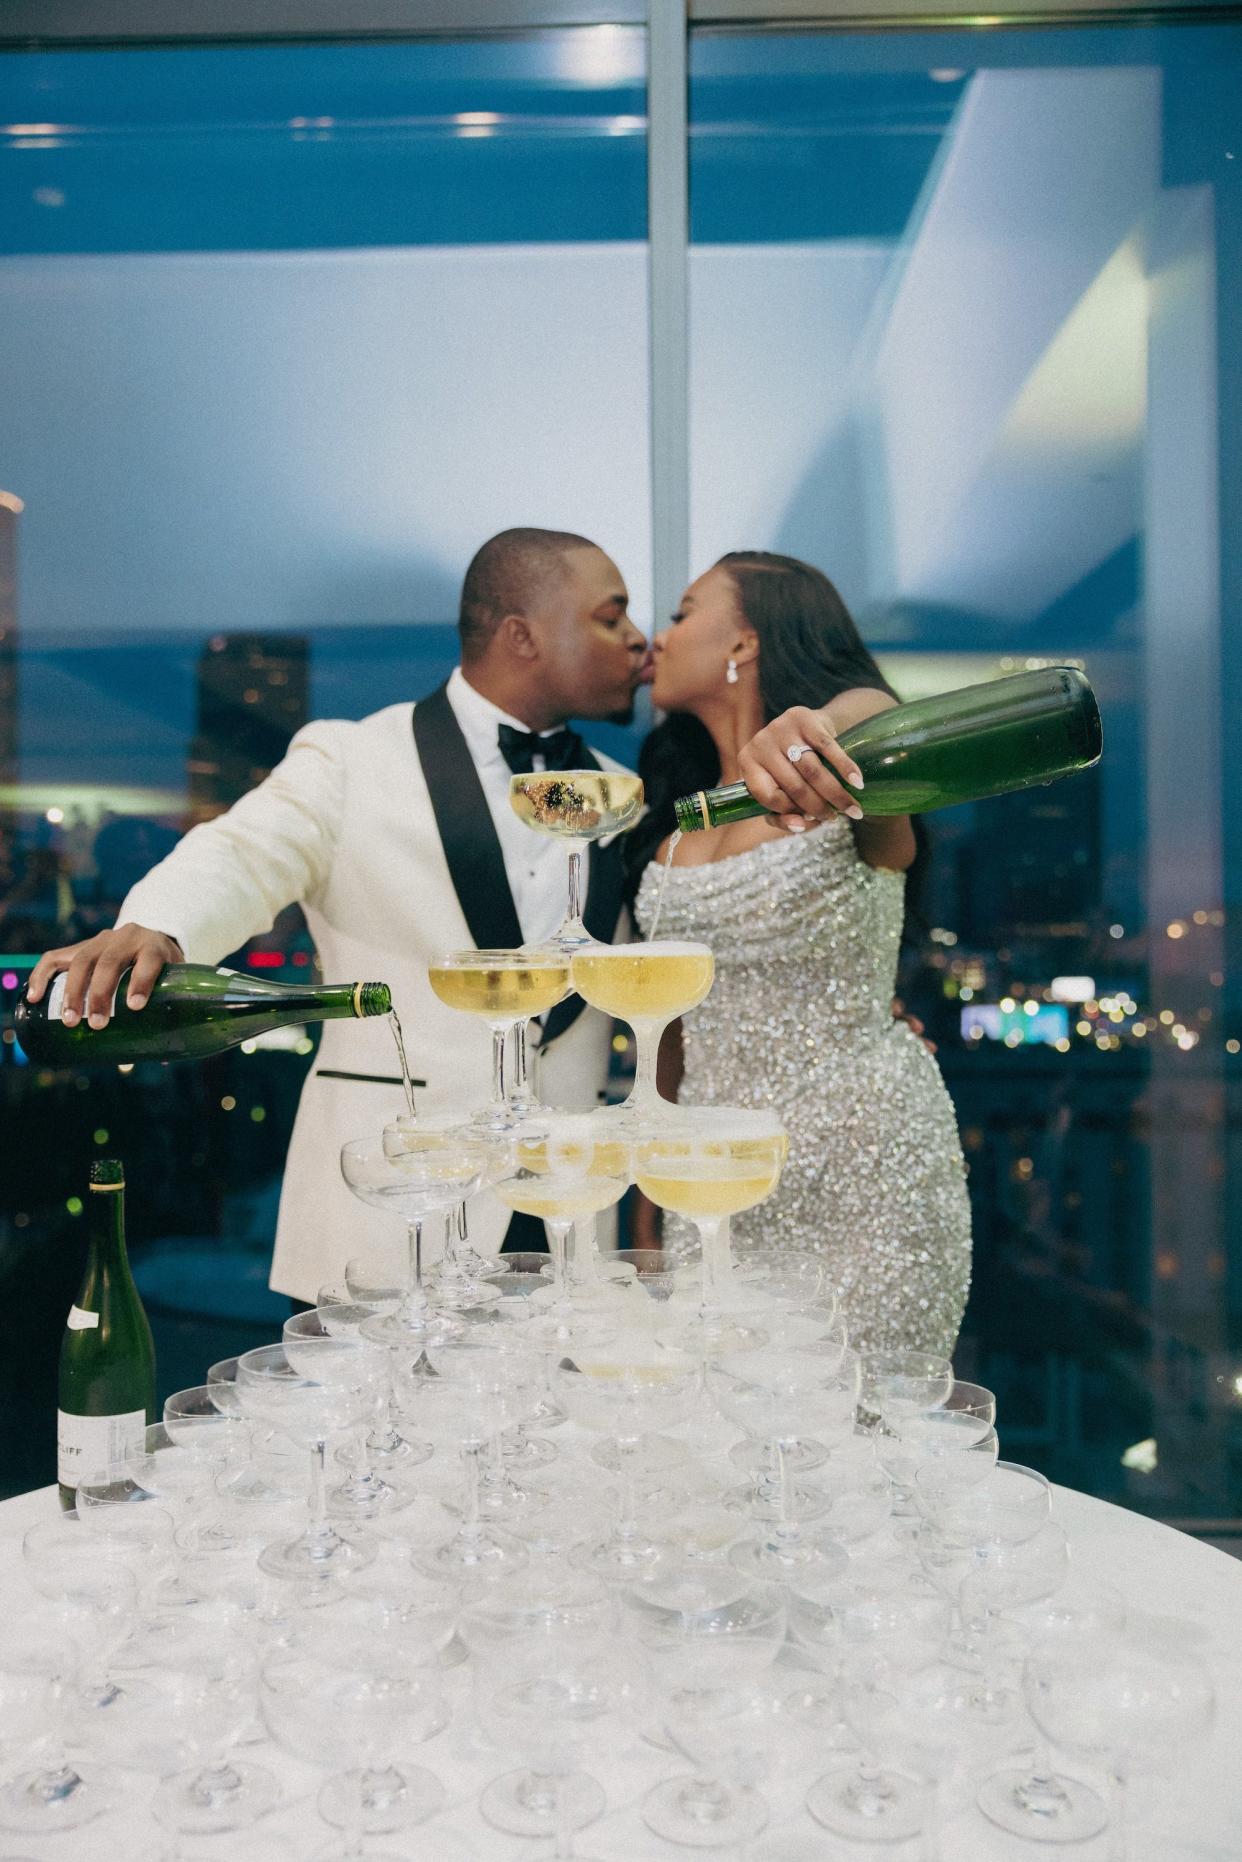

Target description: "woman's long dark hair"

left=624, top=550, right=928, bottom=937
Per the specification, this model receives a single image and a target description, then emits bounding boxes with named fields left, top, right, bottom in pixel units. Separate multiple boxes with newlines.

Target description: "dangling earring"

left=725, top=658, right=739, bottom=685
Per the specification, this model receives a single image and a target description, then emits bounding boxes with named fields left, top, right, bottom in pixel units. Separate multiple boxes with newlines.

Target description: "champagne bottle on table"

left=674, top=667, right=1102, bottom=831
left=57, top=1159, right=156, bottom=1511
left=16, top=963, right=392, bottom=1065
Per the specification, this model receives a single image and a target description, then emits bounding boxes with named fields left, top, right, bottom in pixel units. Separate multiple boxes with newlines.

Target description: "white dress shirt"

left=445, top=666, right=579, bottom=949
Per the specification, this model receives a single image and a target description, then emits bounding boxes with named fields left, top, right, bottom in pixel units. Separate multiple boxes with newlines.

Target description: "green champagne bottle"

left=16, top=963, right=391, bottom=1066
left=674, top=667, right=1102, bottom=831
left=57, top=1158, right=156, bottom=1511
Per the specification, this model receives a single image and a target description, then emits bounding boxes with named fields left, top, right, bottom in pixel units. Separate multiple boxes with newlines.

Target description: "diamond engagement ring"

left=786, top=743, right=813, bottom=765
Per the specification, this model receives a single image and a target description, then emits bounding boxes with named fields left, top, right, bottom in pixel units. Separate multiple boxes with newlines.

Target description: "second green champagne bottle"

left=57, top=1158, right=156, bottom=1511
left=16, top=963, right=391, bottom=1066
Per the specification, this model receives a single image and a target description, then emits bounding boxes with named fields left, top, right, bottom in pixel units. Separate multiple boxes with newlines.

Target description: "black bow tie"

left=497, top=722, right=586, bottom=777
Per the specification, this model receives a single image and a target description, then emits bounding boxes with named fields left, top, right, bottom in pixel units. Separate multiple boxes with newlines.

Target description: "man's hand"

left=737, top=705, right=864, bottom=831
left=25, top=925, right=185, bottom=1028
left=893, top=996, right=936, bottom=1055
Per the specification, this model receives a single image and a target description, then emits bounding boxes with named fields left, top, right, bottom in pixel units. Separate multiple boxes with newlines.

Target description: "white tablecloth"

left=3, top=1481, right=1240, bottom=1862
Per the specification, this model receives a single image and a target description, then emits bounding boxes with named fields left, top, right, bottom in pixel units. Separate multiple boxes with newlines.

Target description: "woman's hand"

left=737, top=705, right=864, bottom=830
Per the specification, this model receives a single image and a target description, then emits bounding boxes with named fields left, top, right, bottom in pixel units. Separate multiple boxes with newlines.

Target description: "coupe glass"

left=412, top=1333, right=542, bottom=1577
left=235, top=1343, right=378, bottom=1579
left=461, top=1576, right=615, bottom=1838
left=262, top=1647, right=454, bottom=1862
left=643, top=1653, right=788, bottom=1850
left=287, top=1306, right=417, bottom=1521
left=637, top=1109, right=788, bottom=1350
left=492, top=1117, right=631, bottom=1334
left=555, top=1335, right=703, bottom=1578
left=206, top=1354, right=301, bottom=1505
left=431, top=1198, right=510, bottom=1310
left=570, top=940, right=714, bottom=1123
left=977, top=1578, right=1126, bottom=1843
left=427, top=947, right=571, bottom=1128
left=835, top=1652, right=1024, bottom=1860
left=945, top=1377, right=997, bottom=1424
left=341, top=1255, right=436, bottom=1458
left=923, top=1460, right=1053, bottom=1550
left=1024, top=1632, right=1215, bottom=1861
left=507, top=767, right=644, bottom=951
left=861, top=1350, right=954, bottom=1426
left=340, top=1120, right=490, bottom=1348
left=83, top=1616, right=280, bottom=1836
left=0, top=1540, right=136, bottom=1834
left=710, top=1345, right=857, bottom=1582
left=161, top=1385, right=253, bottom=1551
left=789, top=1561, right=949, bottom=1779
left=623, top=1560, right=787, bottom=1694
left=474, top=1624, right=648, bottom=1858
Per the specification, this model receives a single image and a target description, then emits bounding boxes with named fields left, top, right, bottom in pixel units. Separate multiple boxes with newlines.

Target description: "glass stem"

left=920, top=1777, right=944, bottom=1862
left=511, top=1016, right=535, bottom=1112
left=616, top=1436, right=638, bottom=1542
left=342, top=1770, right=366, bottom=1861
left=1027, top=1741, right=1056, bottom=1788
left=308, top=1438, right=329, bottom=1538
left=490, top=1022, right=510, bottom=1110
left=630, top=1016, right=667, bottom=1110
left=552, top=1774, right=575, bottom=1860
left=488, top=1428, right=506, bottom=1490
left=405, top=1218, right=426, bottom=1315
left=566, top=847, right=584, bottom=930
left=570, top=1215, right=599, bottom=1292
left=462, top=1440, right=482, bottom=1548
left=440, top=1208, right=459, bottom=1277
left=774, top=1439, right=799, bottom=1546
left=1106, top=1766, right=1128, bottom=1862
left=697, top=1216, right=727, bottom=1311
left=547, top=1220, right=572, bottom=1315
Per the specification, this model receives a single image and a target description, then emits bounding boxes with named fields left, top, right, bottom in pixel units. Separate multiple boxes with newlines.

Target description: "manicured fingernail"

left=850, top=770, right=864, bottom=789
left=128, top=993, right=147, bottom=1011
left=89, top=1011, right=107, bottom=1029
left=847, top=804, right=864, bottom=821
left=786, top=817, right=807, bottom=833
left=62, top=1008, right=78, bottom=1025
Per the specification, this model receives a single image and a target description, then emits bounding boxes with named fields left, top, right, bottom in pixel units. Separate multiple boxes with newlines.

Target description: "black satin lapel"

left=412, top=686, right=523, bottom=953
left=542, top=749, right=628, bottom=1049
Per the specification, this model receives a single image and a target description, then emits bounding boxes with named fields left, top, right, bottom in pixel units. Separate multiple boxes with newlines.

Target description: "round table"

left=3, top=1481, right=1239, bottom=1862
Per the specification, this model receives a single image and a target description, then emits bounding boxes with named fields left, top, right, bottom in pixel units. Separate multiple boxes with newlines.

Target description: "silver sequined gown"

left=636, top=822, right=972, bottom=1359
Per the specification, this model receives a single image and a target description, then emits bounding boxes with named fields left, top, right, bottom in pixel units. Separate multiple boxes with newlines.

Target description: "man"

left=26, top=528, right=650, bottom=1301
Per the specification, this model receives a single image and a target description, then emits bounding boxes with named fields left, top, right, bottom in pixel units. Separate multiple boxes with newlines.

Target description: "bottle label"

left=47, top=974, right=119, bottom=1023
left=57, top=1408, right=146, bottom=1491
left=66, top=1304, right=100, bottom=1330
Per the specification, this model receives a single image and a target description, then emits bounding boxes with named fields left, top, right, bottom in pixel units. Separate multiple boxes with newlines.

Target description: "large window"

left=0, top=30, right=650, bottom=1496
left=3, top=8, right=1241, bottom=1533
left=688, top=19, right=1242, bottom=1528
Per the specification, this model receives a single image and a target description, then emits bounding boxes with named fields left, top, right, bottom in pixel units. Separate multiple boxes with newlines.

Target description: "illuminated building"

left=957, top=766, right=1103, bottom=957
left=187, top=634, right=309, bottom=821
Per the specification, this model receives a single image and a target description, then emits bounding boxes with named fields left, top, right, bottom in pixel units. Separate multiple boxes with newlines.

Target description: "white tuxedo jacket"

left=119, top=687, right=629, bottom=1300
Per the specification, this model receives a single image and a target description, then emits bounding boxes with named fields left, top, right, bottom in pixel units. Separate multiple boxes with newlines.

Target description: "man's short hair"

left=458, top=527, right=598, bottom=660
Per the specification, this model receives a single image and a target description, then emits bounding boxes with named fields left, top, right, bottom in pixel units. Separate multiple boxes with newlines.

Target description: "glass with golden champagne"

left=636, top=1109, right=789, bottom=1352
left=570, top=940, right=714, bottom=1128
left=507, top=769, right=644, bottom=950
left=492, top=1117, right=631, bottom=1330
left=428, top=949, right=570, bottom=1132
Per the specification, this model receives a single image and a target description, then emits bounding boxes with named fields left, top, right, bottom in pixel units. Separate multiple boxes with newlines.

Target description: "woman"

left=626, top=551, right=971, bottom=1359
